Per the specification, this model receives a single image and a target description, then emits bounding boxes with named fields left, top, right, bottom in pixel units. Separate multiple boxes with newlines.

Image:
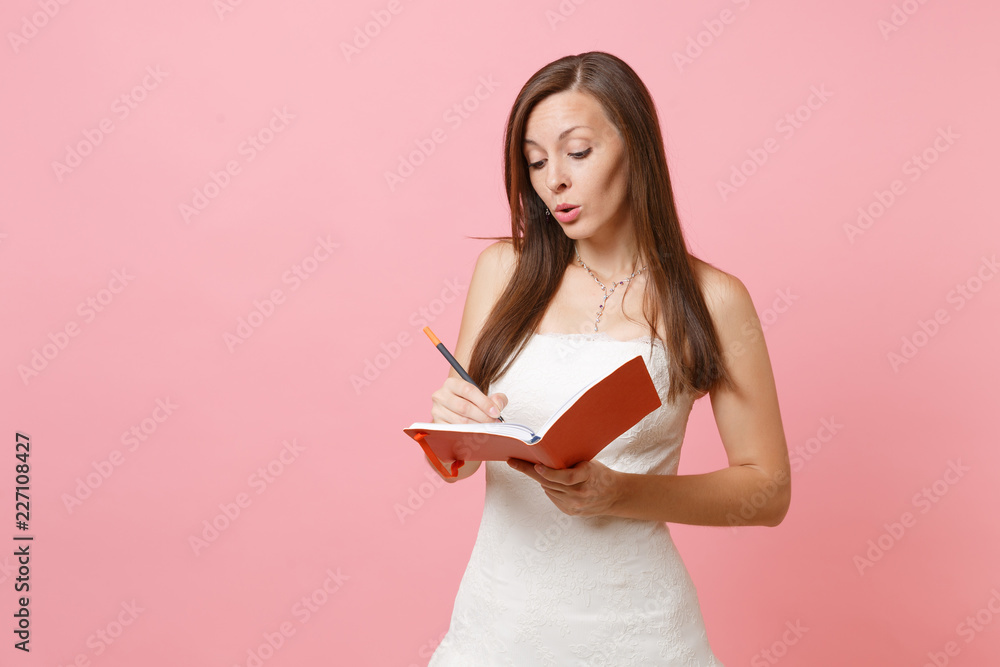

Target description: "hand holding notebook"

left=404, top=354, right=661, bottom=477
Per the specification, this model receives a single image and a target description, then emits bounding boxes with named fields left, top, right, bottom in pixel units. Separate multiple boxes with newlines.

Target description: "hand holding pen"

left=423, top=326, right=507, bottom=423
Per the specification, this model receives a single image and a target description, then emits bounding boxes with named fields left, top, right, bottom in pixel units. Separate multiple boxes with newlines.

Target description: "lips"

left=551, top=205, right=581, bottom=223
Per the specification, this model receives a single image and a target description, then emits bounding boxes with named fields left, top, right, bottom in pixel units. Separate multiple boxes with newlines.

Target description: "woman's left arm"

left=508, top=271, right=791, bottom=527
left=609, top=271, right=791, bottom=526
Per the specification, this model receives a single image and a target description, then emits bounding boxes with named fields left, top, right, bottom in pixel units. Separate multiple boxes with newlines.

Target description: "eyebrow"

left=523, top=125, right=592, bottom=147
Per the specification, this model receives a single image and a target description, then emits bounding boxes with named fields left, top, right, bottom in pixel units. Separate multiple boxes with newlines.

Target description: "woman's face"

left=522, top=89, right=630, bottom=239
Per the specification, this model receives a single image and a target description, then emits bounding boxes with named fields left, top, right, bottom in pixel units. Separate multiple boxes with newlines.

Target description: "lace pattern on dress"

left=428, top=333, right=724, bottom=667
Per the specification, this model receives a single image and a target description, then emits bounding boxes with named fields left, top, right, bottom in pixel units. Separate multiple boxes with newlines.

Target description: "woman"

left=425, top=51, right=790, bottom=666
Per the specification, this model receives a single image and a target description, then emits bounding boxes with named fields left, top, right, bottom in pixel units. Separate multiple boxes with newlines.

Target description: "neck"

left=573, top=236, right=645, bottom=281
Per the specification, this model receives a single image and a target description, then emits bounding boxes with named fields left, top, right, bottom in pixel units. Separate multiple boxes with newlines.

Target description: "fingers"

left=506, top=458, right=547, bottom=485
left=430, top=378, right=506, bottom=425
left=483, top=392, right=508, bottom=420
left=507, top=459, right=561, bottom=486
left=507, top=459, right=584, bottom=487
left=490, top=392, right=508, bottom=412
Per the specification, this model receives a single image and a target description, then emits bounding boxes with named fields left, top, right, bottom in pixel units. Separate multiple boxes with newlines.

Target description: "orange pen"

left=422, top=326, right=504, bottom=422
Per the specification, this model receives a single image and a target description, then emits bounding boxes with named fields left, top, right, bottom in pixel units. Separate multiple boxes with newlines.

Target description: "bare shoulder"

left=476, top=239, right=517, bottom=287
left=469, top=239, right=517, bottom=311
left=689, top=255, right=756, bottom=328
left=453, top=240, right=517, bottom=368
left=690, top=255, right=776, bottom=400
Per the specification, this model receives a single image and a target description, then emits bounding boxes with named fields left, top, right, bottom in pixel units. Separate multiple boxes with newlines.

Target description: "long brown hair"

left=467, top=51, right=734, bottom=404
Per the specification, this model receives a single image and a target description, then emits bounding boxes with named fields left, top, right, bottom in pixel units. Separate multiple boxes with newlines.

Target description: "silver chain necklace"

left=574, top=247, right=648, bottom=332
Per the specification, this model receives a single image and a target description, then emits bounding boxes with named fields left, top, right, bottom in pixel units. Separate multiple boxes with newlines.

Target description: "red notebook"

left=403, top=354, right=661, bottom=478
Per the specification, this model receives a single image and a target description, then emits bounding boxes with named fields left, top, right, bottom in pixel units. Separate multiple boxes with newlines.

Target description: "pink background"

left=2, top=1, right=999, bottom=665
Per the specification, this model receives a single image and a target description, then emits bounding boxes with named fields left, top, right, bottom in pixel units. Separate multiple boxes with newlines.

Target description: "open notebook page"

left=405, top=368, right=613, bottom=445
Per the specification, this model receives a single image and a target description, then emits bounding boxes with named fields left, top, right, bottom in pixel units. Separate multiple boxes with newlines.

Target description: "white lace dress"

left=427, top=332, right=724, bottom=666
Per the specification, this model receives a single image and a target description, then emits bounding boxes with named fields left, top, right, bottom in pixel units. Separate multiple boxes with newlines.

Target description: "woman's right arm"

left=425, top=240, right=515, bottom=483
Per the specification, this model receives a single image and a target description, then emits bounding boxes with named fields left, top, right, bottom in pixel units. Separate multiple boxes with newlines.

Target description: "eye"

left=527, top=147, right=592, bottom=170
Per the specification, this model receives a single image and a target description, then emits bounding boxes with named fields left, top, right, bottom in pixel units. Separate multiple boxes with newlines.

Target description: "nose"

left=544, top=158, right=569, bottom=193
